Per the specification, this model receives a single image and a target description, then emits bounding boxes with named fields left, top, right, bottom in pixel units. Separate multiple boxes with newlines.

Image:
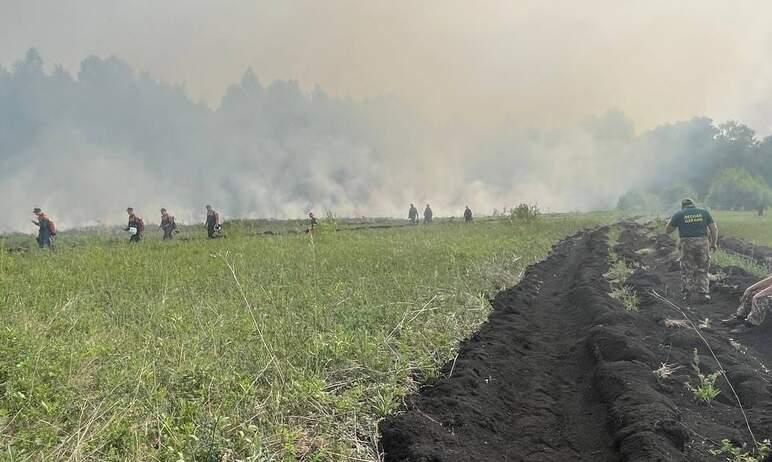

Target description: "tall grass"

left=713, top=211, right=772, bottom=247
left=712, top=250, right=768, bottom=278
left=1, top=216, right=607, bottom=461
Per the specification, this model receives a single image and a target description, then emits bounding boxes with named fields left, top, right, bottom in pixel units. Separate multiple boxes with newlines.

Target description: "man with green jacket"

left=665, top=198, right=718, bottom=302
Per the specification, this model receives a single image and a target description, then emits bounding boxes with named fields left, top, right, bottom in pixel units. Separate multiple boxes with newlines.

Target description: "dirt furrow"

left=381, top=229, right=621, bottom=461
left=381, top=223, right=772, bottom=462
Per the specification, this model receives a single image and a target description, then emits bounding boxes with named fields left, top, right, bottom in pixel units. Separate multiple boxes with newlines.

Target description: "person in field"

left=724, top=276, right=772, bottom=333
left=308, top=212, right=319, bottom=232
left=424, top=204, right=433, bottom=224
left=125, top=207, right=145, bottom=243
left=205, top=205, right=220, bottom=238
left=464, top=206, right=473, bottom=223
left=159, top=208, right=177, bottom=240
left=408, top=203, right=419, bottom=224
left=31, top=207, right=56, bottom=249
left=665, top=198, right=718, bottom=302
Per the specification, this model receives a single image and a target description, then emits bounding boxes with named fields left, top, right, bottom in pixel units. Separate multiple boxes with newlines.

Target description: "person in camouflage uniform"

left=159, top=208, right=177, bottom=240
left=665, top=198, right=718, bottom=302
left=408, top=204, right=419, bottom=224
left=723, top=274, right=772, bottom=333
left=125, top=207, right=145, bottom=243
left=464, top=206, right=473, bottom=223
left=205, top=205, right=220, bottom=239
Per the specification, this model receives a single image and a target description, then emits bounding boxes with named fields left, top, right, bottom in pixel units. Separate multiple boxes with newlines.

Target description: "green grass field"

left=710, top=212, right=772, bottom=277
left=0, top=214, right=613, bottom=461
left=713, top=211, right=772, bottom=246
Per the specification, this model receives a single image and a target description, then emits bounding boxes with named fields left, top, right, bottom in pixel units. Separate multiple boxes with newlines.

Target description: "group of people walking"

left=31, top=202, right=477, bottom=249
left=407, top=204, right=473, bottom=225
left=25, top=198, right=772, bottom=333
left=30, top=204, right=223, bottom=247
left=125, top=205, right=222, bottom=242
left=665, top=197, right=770, bottom=334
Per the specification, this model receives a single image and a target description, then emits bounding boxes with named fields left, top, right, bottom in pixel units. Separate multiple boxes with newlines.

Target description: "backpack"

left=48, top=219, right=57, bottom=236
left=136, top=216, right=145, bottom=233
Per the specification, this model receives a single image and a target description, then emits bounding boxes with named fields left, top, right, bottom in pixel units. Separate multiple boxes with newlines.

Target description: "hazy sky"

left=3, top=0, right=772, bottom=133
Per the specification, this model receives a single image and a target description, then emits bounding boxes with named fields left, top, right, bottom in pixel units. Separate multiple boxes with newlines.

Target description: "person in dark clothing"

left=464, top=206, right=473, bottom=223
left=423, top=204, right=433, bottom=224
left=160, top=208, right=176, bottom=240
left=408, top=204, right=419, bottom=224
left=205, top=205, right=220, bottom=238
left=125, top=207, right=145, bottom=243
left=308, top=212, right=319, bottom=232
left=31, top=207, right=56, bottom=249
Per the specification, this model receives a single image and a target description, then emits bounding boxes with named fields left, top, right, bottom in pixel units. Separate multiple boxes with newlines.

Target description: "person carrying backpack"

left=31, top=207, right=56, bottom=249
left=160, top=208, right=177, bottom=240
left=125, top=207, right=145, bottom=243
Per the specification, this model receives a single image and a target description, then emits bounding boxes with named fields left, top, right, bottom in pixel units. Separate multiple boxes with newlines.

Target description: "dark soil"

left=720, top=235, right=772, bottom=269
left=380, top=223, right=772, bottom=462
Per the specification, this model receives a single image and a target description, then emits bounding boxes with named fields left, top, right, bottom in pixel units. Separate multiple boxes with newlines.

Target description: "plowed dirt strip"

left=381, top=229, right=621, bottom=461
left=382, top=223, right=772, bottom=462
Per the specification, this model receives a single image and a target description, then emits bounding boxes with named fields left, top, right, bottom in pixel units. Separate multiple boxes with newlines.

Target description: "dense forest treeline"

left=616, top=118, right=772, bottom=212
left=0, top=48, right=426, bottom=230
left=0, top=48, right=770, bottom=231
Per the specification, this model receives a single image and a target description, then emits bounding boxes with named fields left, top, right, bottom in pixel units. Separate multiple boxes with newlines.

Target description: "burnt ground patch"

left=380, top=223, right=772, bottom=462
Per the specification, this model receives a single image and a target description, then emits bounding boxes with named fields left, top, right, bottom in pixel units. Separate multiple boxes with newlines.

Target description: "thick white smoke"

left=0, top=51, right=763, bottom=233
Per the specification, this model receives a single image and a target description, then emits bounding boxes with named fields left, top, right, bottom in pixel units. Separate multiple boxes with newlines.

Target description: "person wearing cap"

left=205, top=205, right=220, bottom=238
left=125, top=207, right=145, bottom=243
left=31, top=207, right=56, bottom=249
left=665, top=198, right=718, bottom=302
left=159, top=208, right=176, bottom=240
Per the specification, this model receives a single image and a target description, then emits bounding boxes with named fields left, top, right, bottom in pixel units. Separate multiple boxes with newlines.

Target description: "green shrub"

left=685, top=348, right=721, bottom=404
left=710, top=438, right=770, bottom=462
left=510, top=203, right=540, bottom=222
